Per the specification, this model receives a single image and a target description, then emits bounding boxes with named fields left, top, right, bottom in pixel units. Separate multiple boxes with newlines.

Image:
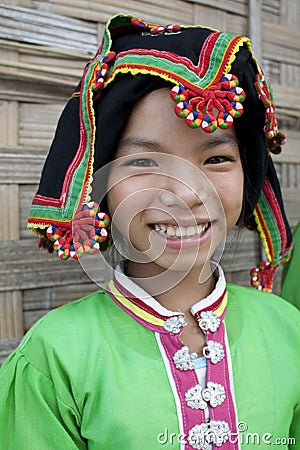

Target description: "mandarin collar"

left=107, top=263, right=227, bottom=333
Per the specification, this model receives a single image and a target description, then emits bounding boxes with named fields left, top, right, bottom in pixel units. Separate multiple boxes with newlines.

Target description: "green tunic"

left=0, top=283, right=300, bottom=449
left=281, top=221, right=300, bottom=310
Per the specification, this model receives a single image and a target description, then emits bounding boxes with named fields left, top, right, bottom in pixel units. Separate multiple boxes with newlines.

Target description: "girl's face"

left=107, top=88, right=244, bottom=277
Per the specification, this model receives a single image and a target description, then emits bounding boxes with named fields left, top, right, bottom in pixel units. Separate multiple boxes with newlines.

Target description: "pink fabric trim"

left=160, top=333, right=206, bottom=450
left=113, top=276, right=170, bottom=321
left=206, top=312, right=239, bottom=449
left=106, top=288, right=163, bottom=333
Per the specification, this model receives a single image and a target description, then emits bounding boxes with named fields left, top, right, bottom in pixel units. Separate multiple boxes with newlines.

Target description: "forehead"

left=115, top=88, right=239, bottom=157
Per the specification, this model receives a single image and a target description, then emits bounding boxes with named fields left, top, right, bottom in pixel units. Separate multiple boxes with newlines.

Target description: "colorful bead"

left=46, top=225, right=62, bottom=242
left=170, top=74, right=245, bottom=132
left=254, top=73, right=286, bottom=154
left=250, top=260, right=276, bottom=292
left=131, top=17, right=181, bottom=34
left=92, top=52, right=116, bottom=92
left=131, top=18, right=148, bottom=28
left=46, top=202, right=110, bottom=261
left=92, top=63, right=108, bottom=92
left=102, top=51, right=116, bottom=63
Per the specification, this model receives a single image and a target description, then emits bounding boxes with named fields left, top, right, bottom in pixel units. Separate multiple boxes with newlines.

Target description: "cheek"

left=108, top=173, right=157, bottom=216
left=107, top=186, right=121, bottom=218
left=107, top=183, right=147, bottom=234
left=214, top=173, right=244, bottom=219
left=107, top=184, right=152, bottom=252
left=107, top=187, right=134, bottom=240
left=107, top=180, right=137, bottom=215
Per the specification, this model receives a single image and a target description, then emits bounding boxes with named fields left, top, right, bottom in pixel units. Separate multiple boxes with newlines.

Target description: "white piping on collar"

left=190, top=263, right=226, bottom=315
left=114, top=263, right=176, bottom=317
left=114, top=261, right=226, bottom=318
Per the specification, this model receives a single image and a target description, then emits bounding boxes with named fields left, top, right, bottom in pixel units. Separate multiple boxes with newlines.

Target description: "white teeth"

left=175, top=228, right=182, bottom=237
left=153, top=223, right=209, bottom=239
left=197, top=224, right=203, bottom=234
left=186, top=226, right=195, bottom=236
left=166, top=226, right=176, bottom=237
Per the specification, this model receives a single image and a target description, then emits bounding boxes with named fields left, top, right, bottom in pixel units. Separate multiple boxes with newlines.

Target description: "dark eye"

left=129, top=158, right=158, bottom=167
left=205, top=156, right=234, bottom=164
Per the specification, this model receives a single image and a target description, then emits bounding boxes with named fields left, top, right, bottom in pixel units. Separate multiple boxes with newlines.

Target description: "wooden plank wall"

left=0, top=0, right=299, bottom=364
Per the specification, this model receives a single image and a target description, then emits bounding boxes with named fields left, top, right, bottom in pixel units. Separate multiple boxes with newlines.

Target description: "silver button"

left=185, top=384, right=207, bottom=410
left=188, top=420, right=230, bottom=449
left=203, top=340, right=224, bottom=364
left=185, top=382, right=225, bottom=409
left=187, top=423, right=210, bottom=450
left=164, top=315, right=187, bottom=334
left=198, top=310, right=221, bottom=333
left=173, top=346, right=197, bottom=370
left=202, top=382, right=226, bottom=407
left=209, top=420, right=230, bottom=447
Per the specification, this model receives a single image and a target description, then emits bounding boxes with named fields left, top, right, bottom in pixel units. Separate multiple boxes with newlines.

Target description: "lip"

left=149, top=222, right=212, bottom=249
left=150, top=218, right=212, bottom=228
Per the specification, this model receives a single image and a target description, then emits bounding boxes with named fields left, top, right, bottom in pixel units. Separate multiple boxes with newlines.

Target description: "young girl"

left=0, top=14, right=299, bottom=450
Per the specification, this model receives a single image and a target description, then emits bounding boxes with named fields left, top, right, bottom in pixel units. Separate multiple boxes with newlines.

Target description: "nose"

left=159, top=173, right=208, bottom=210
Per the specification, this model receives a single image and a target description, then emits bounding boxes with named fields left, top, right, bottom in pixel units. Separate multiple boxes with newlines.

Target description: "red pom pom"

left=250, top=260, right=276, bottom=292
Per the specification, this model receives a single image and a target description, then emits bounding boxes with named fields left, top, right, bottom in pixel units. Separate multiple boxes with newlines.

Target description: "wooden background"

left=0, top=0, right=299, bottom=364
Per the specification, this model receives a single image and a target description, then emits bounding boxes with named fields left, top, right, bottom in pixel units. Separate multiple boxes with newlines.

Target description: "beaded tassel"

left=250, top=260, right=276, bottom=292
left=254, top=73, right=286, bottom=154
left=131, top=17, right=181, bottom=34
left=170, top=74, right=245, bottom=132
left=46, top=202, right=110, bottom=260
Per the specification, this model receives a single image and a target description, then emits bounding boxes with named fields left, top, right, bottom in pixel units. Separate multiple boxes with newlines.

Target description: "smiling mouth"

left=151, top=222, right=211, bottom=239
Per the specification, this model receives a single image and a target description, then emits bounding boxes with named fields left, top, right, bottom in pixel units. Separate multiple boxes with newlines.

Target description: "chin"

left=152, top=249, right=212, bottom=274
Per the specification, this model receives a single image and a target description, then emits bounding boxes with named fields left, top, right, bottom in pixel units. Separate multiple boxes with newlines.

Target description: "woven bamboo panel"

left=23, top=283, right=100, bottom=331
left=0, top=292, right=23, bottom=339
left=33, top=0, right=194, bottom=25
left=190, top=0, right=247, bottom=15
left=19, top=103, right=65, bottom=147
left=0, top=3, right=98, bottom=50
left=0, top=338, right=21, bottom=366
left=0, top=184, right=19, bottom=239
left=0, top=0, right=299, bottom=365
left=193, top=4, right=247, bottom=34
left=0, top=146, right=48, bottom=183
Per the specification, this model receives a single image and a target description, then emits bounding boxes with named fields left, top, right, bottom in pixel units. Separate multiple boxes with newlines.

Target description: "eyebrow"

left=200, top=133, right=240, bottom=148
left=116, top=137, right=163, bottom=156
left=116, top=133, right=239, bottom=157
